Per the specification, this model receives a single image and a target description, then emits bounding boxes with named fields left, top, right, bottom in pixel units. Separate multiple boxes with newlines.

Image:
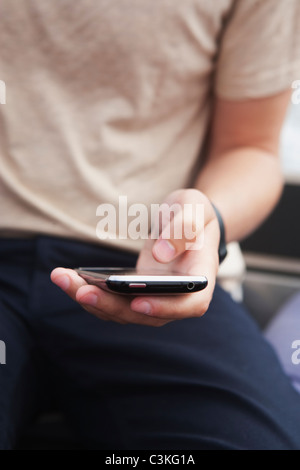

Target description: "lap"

left=1, top=236, right=300, bottom=449
left=0, top=293, right=43, bottom=449
left=42, top=285, right=300, bottom=449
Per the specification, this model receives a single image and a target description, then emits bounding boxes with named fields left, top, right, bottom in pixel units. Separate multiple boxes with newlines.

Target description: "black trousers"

left=0, top=236, right=300, bottom=450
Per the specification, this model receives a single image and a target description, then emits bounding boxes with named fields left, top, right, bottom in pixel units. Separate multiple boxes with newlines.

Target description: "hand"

left=51, top=189, right=220, bottom=327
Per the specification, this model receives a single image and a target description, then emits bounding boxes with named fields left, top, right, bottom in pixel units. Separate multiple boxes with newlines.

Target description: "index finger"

left=51, top=267, right=88, bottom=300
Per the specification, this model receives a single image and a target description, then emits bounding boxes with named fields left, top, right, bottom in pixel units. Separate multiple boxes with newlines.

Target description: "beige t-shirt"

left=0, top=0, right=299, bottom=252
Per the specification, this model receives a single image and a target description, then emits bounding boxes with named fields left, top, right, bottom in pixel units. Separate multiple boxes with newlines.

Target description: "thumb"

left=152, top=205, right=205, bottom=263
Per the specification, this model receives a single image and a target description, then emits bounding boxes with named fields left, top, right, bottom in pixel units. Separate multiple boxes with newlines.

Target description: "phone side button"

left=129, top=283, right=147, bottom=288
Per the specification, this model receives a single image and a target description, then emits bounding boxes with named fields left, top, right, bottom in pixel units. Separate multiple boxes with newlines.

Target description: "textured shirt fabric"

left=0, top=0, right=299, bottom=252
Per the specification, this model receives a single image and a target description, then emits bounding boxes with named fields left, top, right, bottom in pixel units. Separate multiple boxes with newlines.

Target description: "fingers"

left=75, top=284, right=170, bottom=326
left=51, top=267, right=87, bottom=300
left=51, top=266, right=212, bottom=324
left=151, top=189, right=216, bottom=263
left=130, top=291, right=211, bottom=320
left=130, top=266, right=215, bottom=320
left=50, top=185, right=220, bottom=327
left=51, top=267, right=170, bottom=327
left=134, top=223, right=219, bottom=320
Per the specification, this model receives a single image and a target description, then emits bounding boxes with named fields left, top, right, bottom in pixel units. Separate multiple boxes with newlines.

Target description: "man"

left=1, top=0, right=300, bottom=449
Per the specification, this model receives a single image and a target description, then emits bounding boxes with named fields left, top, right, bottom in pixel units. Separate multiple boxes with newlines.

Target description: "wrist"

left=210, top=203, right=228, bottom=265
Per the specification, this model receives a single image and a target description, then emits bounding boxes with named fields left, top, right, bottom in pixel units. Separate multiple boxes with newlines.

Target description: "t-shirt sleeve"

left=215, top=0, right=300, bottom=100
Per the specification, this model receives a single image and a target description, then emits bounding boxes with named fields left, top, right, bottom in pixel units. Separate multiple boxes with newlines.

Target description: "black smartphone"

left=75, top=267, right=208, bottom=295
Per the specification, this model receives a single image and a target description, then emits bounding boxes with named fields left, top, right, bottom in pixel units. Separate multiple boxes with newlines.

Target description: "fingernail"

left=53, top=275, right=70, bottom=291
left=132, top=301, right=152, bottom=315
left=80, top=293, right=98, bottom=307
left=154, top=239, right=175, bottom=262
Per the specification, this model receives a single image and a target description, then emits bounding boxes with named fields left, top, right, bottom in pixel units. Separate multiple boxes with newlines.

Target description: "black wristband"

left=211, top=203, right=227, bottom=264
